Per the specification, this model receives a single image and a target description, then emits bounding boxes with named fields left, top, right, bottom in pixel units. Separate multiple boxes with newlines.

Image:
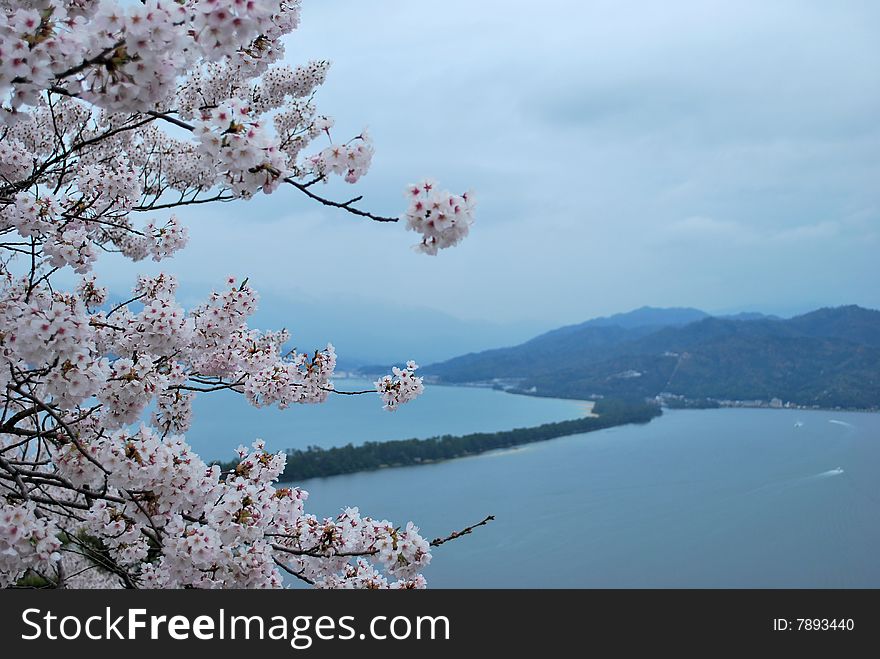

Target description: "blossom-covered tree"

left=0, top=1, right=478, bottom=588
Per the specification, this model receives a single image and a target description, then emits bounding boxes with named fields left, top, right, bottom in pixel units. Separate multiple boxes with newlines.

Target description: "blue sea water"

left=290, top=407, right=880, bottom=588
left=187, top=381, right=879, bottom=587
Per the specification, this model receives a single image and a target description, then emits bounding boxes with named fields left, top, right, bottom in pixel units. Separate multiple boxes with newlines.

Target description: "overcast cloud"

left=93, top=0, right=880, bottom=360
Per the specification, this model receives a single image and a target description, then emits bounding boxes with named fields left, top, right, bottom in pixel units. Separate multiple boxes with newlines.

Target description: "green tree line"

left=216, top=399, right=662, bottom=481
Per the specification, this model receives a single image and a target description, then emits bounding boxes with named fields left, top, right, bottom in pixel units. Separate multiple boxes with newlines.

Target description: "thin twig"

left=430, top=515, right=495, bottom=547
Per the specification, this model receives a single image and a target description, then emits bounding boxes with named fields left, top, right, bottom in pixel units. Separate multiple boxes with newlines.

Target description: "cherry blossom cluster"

left=375, top=360, right=425, bottom=411
left=0, top=0, right=479, bottom=589
left=2, top=182, right=186, bottom=275
left=0, top=501, right=62, bottom=588
left=316, top=559, right=428, bottom=590
left=76, top=274, right=108, bottom=310
left=308, top=132, right=374, bottom=184
left=152, top=389, right=194, bottom=436
left=42, top=434, right=432, bottom=589
left=1, top=1, right=301, bottom=113
left=0, top=137, right=32, bottom=182
left=1, top=283, right=109, bottom=409
left=243, top=344, right=338, bottom=409
left=99, top=354, right=171, bottom=428
left=404, top=180, right=477, bottom=255
left=146, top=216, right=190, bottom=261
left=271, top=503, right=431, bottom=589
left=194, top=100, right=291, bottom=195
left=0, top=265, right=438, bottom=587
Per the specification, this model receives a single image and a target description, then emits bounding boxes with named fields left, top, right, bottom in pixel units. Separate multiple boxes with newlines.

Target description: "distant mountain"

left=420, top=307, right=710, bottom=384
left=558, top=306, right=711, bottom=330
left=718, top=312, right=781, bottom=322
left=423, top=305, right=880, bottom=409
left=784, top=305, right=880, bottom=348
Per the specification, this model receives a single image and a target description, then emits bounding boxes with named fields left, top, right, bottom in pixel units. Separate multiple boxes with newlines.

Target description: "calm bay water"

left=188, top=381, right=879, bottom=587
left=290, top=407, right=880, bottom=588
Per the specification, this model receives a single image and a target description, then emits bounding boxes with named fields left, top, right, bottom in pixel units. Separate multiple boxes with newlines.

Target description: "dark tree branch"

left=430, top=515, right=495, bottom=547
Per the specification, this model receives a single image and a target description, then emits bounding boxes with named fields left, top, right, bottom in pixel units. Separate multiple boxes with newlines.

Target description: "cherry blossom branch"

left=118, top=107, right=401, bottom=223
left=325, top=387, right=375, bottom=396
left=273, top=558, right=316, bottom=586
left=430, top=515, right=495, bottom=547
left=0, top=1, right=475, bottom=590
left=282, top=177, right=399, bottom=223
left=132, top=191, right=235, bottom=212
left=7, top=385, right=110, bottom=475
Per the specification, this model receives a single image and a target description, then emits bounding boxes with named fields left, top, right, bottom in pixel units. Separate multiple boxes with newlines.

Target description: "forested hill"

left=418, top=305, right=880, bottom=409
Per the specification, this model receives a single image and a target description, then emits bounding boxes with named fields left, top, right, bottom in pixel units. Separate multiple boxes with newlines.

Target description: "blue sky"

left=96, top=0, right=880, bottom=362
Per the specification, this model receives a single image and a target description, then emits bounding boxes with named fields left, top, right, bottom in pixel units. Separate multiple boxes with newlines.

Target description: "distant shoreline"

left=494, top=386, right=879, bottom=415
left=656, top=399, right=879, bottom=414
left=349, top=374, right=877, bottom=415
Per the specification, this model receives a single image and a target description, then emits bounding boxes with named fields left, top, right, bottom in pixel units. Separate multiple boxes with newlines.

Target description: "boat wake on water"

left=742, top=468, right=845, bottom=497
left=813, top=467, right=845, bottom=478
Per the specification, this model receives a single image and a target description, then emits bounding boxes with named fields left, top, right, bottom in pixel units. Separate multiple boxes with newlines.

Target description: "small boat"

left=830, top=467, right=844, bottom=475
left=794, top=421, right=803, bottom=428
